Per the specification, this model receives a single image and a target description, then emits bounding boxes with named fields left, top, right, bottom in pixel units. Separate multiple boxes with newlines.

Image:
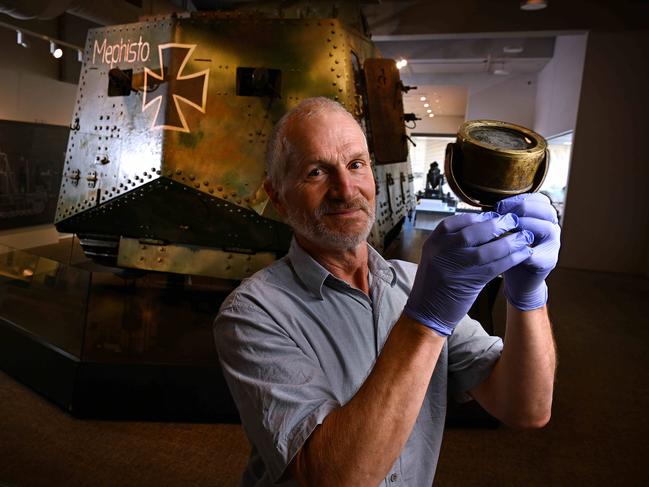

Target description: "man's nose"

left=329, top=168, right=356, bottom=200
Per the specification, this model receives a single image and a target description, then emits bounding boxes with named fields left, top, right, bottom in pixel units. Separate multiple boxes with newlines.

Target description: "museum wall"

left=559, top=30, right=649, bottom=277
left=465, top=73, right=537, bottom=129
left=0, top=16, right=77, bottom=125
left=534, top=34, right=588, bottom=139
left=409, top=114, right=464, bottom=136
left=0, top=15, right=79, bottom=248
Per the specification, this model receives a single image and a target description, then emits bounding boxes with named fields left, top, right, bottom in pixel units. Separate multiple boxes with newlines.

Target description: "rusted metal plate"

left=363, top=58, right=408, bottom=165
left=118, top=237, right=276, bottom=280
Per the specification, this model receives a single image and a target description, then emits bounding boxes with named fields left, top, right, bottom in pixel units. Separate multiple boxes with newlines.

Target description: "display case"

left=0, top=239, right=238, bottom=421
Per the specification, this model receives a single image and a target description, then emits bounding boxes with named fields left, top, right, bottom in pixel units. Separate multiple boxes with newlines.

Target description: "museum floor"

left=1, top=219, right=649, bottom=487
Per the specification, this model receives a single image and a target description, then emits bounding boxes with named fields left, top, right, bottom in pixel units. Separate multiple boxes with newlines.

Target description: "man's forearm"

left=472, top=304, right=556, bottom=428
left=290, top=314, right=445, bottom=486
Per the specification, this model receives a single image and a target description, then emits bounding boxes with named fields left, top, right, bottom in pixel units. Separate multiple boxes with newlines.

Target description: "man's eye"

left=307, top=168, right=322, bottom=177
left=350, top=161, right=364, bottom=169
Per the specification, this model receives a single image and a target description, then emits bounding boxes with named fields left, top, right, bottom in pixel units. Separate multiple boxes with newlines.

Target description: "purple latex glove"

left=495, top=193, right=561, bottom=311
left=404, top=212, right=534, bottom=336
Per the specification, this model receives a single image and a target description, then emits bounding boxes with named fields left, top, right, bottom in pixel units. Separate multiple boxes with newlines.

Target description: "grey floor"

left=1, top=218, right=649, bottom=486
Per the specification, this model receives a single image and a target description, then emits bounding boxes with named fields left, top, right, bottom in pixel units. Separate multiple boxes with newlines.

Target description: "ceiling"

left=4, top=0, right=647, bottom=120
left=188, top=0, right=631, bottom=120
left=362, top=0, right=648, bottom=120
left=375, top=32, right=557, bottom=120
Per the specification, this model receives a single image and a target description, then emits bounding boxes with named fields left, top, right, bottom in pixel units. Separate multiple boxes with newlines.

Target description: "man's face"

left=273, top=109, right=376, bottom=251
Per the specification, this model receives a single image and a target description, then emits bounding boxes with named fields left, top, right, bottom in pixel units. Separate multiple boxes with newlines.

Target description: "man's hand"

left=404, top=212, right=534, bottom=336
left=496, top=193, right=561, bottom=311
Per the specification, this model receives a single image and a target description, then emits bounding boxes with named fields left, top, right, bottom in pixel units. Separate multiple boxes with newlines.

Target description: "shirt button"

left=390, top=473, right=398, bottom=482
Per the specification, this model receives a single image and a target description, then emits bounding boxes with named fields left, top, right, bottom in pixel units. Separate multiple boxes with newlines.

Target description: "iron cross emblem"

left=142, top=43, right=209, bottom=132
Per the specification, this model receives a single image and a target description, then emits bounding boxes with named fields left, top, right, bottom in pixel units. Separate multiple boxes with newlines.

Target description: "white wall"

left=465, top=74, right=537, bottom=128
left=534, top=34, right=588, bottom=138
left=409, top=115, right=464, bottom=135
left=0, top=15, right=78, bottom=248
left=559, top=30, right=649, bottom=276
left=0, top=68, right=77, bottom=125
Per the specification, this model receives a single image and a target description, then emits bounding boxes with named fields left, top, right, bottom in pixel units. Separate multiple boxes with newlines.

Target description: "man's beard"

left=285, top=196, right=376, bottom=251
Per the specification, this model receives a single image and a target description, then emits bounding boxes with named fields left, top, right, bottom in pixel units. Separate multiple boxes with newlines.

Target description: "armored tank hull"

left=55, top=11, right=416, bottom=280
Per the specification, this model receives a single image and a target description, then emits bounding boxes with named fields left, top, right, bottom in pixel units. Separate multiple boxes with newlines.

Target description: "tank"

left=54, top=7, right=416, bottom=280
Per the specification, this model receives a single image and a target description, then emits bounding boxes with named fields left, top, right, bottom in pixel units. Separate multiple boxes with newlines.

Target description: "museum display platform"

left=0, top=238, right=239, bottom=422
left=1, top=231, right=501, bottom=428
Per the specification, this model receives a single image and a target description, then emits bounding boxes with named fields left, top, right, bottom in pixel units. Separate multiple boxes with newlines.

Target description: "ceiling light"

left=428, top=113, right=435, bottom=118
left=503, top=46, right=524, bottom=54
left=423, top=103, right=429, bottom=107
left=16, top=30, right=28, bottom=48
left=427, top=109, right=432, bottom=113
left=494, top=68, right=510, bottom=75
left=520, top=0, right=548, bottom=11
left=77, top=49, right=83, bottom=62
left=50, top=41, right=63, bottom=59
left=420, top=96, right=426, bottom=101
left=396, top=58, right=408, bottom=69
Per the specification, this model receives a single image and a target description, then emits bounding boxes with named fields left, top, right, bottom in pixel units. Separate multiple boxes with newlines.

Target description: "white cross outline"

left=142, top=43, right=210, bottom=133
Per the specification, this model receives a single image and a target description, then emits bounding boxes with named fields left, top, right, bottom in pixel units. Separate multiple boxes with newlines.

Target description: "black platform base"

left=0, top=316, right=239, bottom=422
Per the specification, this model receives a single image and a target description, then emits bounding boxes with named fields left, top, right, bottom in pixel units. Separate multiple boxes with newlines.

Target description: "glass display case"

left=0, top=239, right=239, bottom=421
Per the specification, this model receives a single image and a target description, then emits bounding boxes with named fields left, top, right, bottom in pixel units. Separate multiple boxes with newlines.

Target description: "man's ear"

left=263, top=178, right=288, bottom=217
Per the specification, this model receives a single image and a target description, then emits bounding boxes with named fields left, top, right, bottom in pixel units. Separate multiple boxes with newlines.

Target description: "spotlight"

left=16, top=30, right=28, bottom=48
left=427, top=109, right=432, bottom=113
left=423, top=103, right=429, bottom=108
left=503, top=46, right=524, bottom=54
left=396, top=58, right=408, bottom=70
left=428, top=113, right=435, bottom=118
left=50, top=41, right=63, bottom=59
left=520, top=0, right=548, bottom=11
left=420, top=96, right=426, bottom=101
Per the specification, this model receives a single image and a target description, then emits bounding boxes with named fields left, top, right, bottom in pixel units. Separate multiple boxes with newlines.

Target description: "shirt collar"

left=288, top=237, right=397, bottom=300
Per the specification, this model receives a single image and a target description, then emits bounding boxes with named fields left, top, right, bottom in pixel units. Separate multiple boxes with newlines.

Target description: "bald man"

left=214, top=97, right=559, bottom=486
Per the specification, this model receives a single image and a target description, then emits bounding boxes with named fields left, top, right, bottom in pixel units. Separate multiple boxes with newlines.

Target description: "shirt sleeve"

left=447, top=314, right=503, bottom=402
left=213, top=296, right=341, bottom=483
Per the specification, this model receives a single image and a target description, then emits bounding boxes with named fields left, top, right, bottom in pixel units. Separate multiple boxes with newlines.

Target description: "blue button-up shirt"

left=214, top=239, right=503, bottom=486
